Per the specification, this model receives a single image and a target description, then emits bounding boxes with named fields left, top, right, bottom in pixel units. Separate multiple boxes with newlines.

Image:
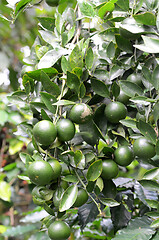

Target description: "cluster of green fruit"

left=26, top=97, right=156, bottom=239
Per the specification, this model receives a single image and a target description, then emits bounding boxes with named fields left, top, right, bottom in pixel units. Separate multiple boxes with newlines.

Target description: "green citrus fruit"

left=73, top=188, right=88, bottom=207
left=133, top=137, right=156, bottom=159
left=48, top=220, right=71, bottom=240
left=56, top=119, right=75, bottom=142
left=69, top=103, right=93, bottom=124
left=45, top=0, right=59, bottom=7
left=33, top=120, right=57, bottom=146
left=127, top=73, right=143, bottom=87
left=27, top=141, right=35, bottom=155
left=101, top=159, right=119, bottom=180
left=114, top=145, right=134, bottom=166
left=102, top=179, right=117, bottom=199
left=117, top=89, right=130, bottom=105
left=48, top=158, right=62, bottom=180
left=28, top=160, right=54, bottom=185
left=104, top=101, right=127, bottom=123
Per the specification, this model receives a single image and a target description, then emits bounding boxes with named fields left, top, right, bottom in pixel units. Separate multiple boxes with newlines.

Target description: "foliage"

left=1, top=0, right=159, bottom=239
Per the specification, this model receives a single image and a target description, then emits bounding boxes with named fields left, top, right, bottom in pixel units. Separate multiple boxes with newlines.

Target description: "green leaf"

left=78, top=1, right=95, bottom=17
left=87, top=160, right=102, bottom=182
left=136, top=120, right=157, bottom=144
left=37, top=17, right=55, bottom=31
left=0, top=181, right=11, bottom=202
left=152, top=65, right=159, bottom=90
left=119, top=80, right=143, bottom=97
left=120, top=119, right=137, bottom=129
left=85, top=47, right=94, bottom=70
left=145, top=199, right=158, bottom=209
left=91, top=78, right=109, bottom=98
left=116, top=0, right=129, bottom=11
left=99, top=198, right=120, bottom=207
left=19, top=153, right=33, bottom=165
left=153, top=102, right=159, bottom=124
left=62, top=32, right=68, bottom=47
left=139, top=180, right=159, bottom=191
left=107, top=41, right=115, bottom=59
left=26, top=68, right=58, bottom=80
left=115, top=34, right=133, bottom=53
left=134, top=35, right=159, bottom=53
left=112, top=81, right=120, bottom=98
left=40, top=71, right=60, bottom=96
left=112, top=216, right=154, bottom=240
left=98, top=2, right=115, bottom=19
left=52, top=100, right=75, bottom=106
left=130, top=96, right=156, bottom=105
left=61, top=56, right=69, bottom=74
left=0, top=14, right=10, bottom=23
left=68, top=45, right=83, bottom=70
left=59, top=184, right=78, bottom=212
left=62, top=175, right=78, bottom=183
left=38, top=49, right=65, bottom=69
left=22, top=74, right=34, bottom=95
left=0, top=110, right=8, bottom=126
left=15, top=0, right=32, bottom=16
left=133, top=12, right=156, bottom=26
left=150, top=219, right=159, bottom=228
left=156, top=140, right=159, bottom=156
left=72, top=150, right=85, bottom=169
left=40, top=92, right=57, bottom=114
left=143, top=168, right=159, bottom=180
left=66, top=71, right=80, bottom=93
left=55, top=13, right=64, bottom=34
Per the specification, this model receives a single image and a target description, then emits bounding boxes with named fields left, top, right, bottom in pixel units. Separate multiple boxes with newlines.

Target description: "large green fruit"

left=56, top=118, right=75, bottom=142
left=114, top=145, right=134, bottom=166
left=101, top=159, right=119, bottom=180
left=104, top=101, right=127, bottom=124
left=127, top=73, right=143, bottom=87
left=117, top=89, right=130, bottom=105
left=69, top=103, right=93, bottom=124
left=48, top=220, right=71, bottom=240
left=73, top=188, right=88, bottom=207
left=133, top=137, right=156, bottom=159
left=28, top=160, right=54, bottom=185
left=33, top=120, right=57, bottom=146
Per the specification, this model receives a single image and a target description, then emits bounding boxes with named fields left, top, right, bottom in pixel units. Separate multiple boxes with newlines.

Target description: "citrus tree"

left=1, top=0, right=159, bottom=239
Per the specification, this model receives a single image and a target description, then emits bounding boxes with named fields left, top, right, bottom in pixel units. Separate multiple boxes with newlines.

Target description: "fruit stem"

left=53, top=77, right=66, bottom=124
left=74, top=169, right=102, bottom=215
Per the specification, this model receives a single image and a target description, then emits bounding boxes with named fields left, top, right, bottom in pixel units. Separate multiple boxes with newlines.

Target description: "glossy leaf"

left=78, top=1, right=95, bottom=17
left=78, top=201, right=100, bottom=229
left=98, top=2, right=115, bottom=19
left=85, top=47, right=94, bottom=70
left=99, top=198, right=120, bottom=207
left=59, top=184, right=78, bottom=212
left=112, top=216, right=154, bottom=240
left=37, top=17, right=55, bottom=31
left=26, top=68, right=58, bottom=80
left=38, top=49, right=65, bottom=69
left=116, top=0, right=129, bottom=11
left=139, top=180, right=159, bottom=191
left=52, top=99, right=75, bottom=106
left=151, top=219, right=159, bottom=229
left=0, top=110, right=8, bottom=126
left=40, top=71, right=60, bottom=96
left=107, top=41, right=115, bottom=59
left=68, top=45, right=83, bottom=70
left=40, top=92, right=57, bottom=114
left=133, top=12, right=156, bottom=26
left=145, top=199, right=158, bottom=209
left=91, top=78, right=109, bottom=98
left=119, top=80, right=143, bottom=97
left=152, top=65, right=159, bottom=90
left=115, top=34, right=133, bottom=53
left=87, top=160, right=102, bottom=182
left=15, top=0, right=31, bottom=16
left=134, top=35, right=159, bottom=53
left=136, top=120, right=157, bottom=144
left=67, top=71, right=80, bottom=93
left=120, top=119, right=137, bottom=129
left=0, top=181, right=11, bottom=202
